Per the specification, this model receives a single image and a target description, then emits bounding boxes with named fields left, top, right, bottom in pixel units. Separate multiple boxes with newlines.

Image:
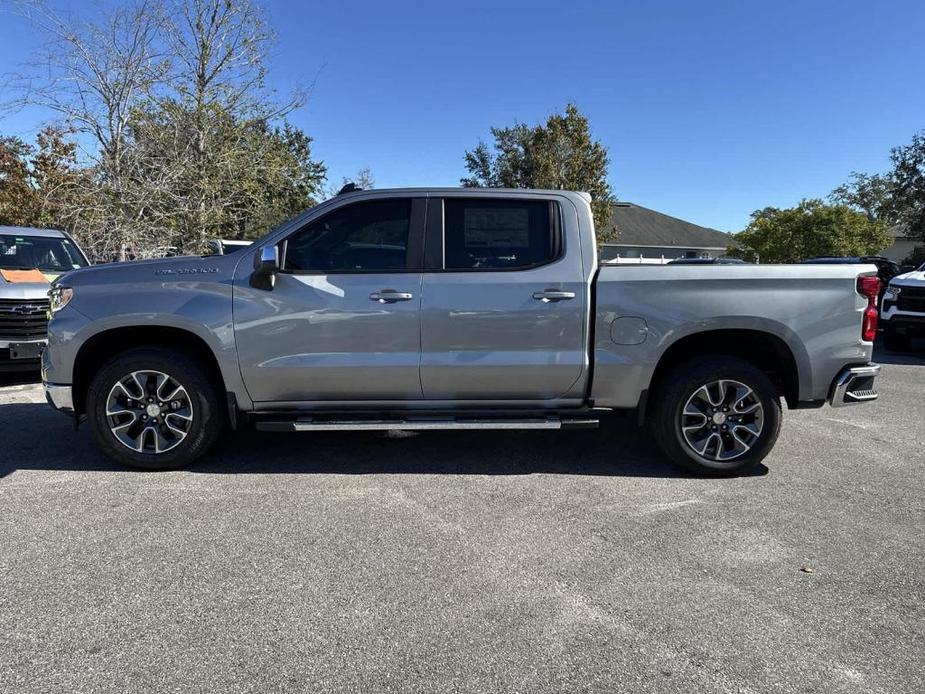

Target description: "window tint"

left=443, top=199, right=554, bottom=270
left=0, top=234, right=88, bottom=272
left=285, top=199, right=411, bottom=272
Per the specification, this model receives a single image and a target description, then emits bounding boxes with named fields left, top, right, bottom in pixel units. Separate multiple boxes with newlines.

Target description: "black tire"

left=883, top=327, right=910, bottom=352
left=650, top=356, right=782, bottom=476
left=86, top=347, right=224, bottom=470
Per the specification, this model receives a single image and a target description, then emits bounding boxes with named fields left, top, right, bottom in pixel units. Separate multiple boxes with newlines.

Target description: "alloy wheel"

left=679, top=379, right=764, bottom=462
left=105, top=370, right=194, bottom=454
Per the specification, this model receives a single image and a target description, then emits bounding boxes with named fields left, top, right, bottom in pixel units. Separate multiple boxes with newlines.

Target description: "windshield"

left=0, top=234, right=89, bottom=273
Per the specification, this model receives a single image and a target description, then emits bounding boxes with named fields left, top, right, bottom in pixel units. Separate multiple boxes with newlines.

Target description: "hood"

left=0, top=267, right=60, bottom=300
left=59, top=253, right=240, bottom=288
left=891, top=269, right=925, bottom=287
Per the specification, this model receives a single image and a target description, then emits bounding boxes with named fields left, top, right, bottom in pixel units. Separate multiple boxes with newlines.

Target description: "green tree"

left=129, top=102, right=325, bottom=252
left=29, top=128, right=100, bottom=235
left=831, top=131, right=925, bottom=243
left=830, top=171, right=897, bottom=224
left=888, top=131, right=925, bottom=242
left=0, top=136, right=37, bottom=227
left=729, top=199, right=891, bottom=263
left=462, top=104, right=616, bottom=240
left=0, top=128, right=98, bottom=242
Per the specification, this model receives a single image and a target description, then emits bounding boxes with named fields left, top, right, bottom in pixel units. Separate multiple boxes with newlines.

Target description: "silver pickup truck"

left=42, top=188, right=881, bottom=475
left=1, top=227, right=90, bottom=371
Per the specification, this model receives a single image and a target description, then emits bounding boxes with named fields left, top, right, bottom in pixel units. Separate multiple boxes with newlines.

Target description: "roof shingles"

left=600, top=203, right=732, bottom=249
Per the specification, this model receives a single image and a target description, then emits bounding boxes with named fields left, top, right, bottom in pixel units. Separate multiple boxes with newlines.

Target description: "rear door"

left=233, top=197, right=425, bottom=404
left=419, top=195, right=588, bottom=401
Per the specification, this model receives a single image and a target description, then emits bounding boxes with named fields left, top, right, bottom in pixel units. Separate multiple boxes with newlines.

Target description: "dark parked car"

left=801, top=256, right=903, bottom=290
left=667, top=257, right=748, bottom=265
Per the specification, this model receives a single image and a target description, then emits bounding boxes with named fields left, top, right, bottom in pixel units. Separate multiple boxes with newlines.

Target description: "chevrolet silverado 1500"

left=42, top=188, right=881, bottom=475
left=881, top=263, right=925, bottom=351
left=1, top=227, right=90, bottom=372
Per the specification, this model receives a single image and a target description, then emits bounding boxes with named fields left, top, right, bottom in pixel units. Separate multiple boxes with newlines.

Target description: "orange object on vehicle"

left=0, top=268, right=48, bottom=284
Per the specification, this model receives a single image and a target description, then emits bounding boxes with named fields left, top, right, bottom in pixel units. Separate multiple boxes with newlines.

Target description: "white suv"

left=881, top=263, right=925, bottom=351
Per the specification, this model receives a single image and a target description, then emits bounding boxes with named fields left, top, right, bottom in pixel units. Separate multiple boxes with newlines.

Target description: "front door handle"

left=532, top=289, right=576, bottom=302
left=370, top=289, right=414, bottom=303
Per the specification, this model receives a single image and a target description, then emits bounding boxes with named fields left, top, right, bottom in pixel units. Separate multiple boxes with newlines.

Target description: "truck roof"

left=332, top=187, right=592, bottom=201
left=0, top=226, right=70, bottom=239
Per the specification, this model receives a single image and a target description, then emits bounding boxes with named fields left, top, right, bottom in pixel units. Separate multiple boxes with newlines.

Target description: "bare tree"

left=325, top=167, right=375, bottom=199
left=5, top=0, right=166, bottom=180
left=3, top=0, right=169, bottom=258
left=3, top=0, right=323, bottom=258
left=142, top=0, right=310, bottom=251
left=165, top=0, right=302, bottom=117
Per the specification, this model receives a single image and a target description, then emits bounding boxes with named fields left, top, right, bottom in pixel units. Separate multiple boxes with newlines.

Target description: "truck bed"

left=591, top=263, right=877, bottom=408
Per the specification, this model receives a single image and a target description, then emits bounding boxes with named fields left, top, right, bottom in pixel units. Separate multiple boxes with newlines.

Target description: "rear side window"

left=285, top=199, right=411, bottom=272
left=443, top=199, right=556, bottom=270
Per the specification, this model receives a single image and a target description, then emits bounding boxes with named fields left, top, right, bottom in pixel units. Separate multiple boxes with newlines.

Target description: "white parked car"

left=881, top=262, right=925, bottom=350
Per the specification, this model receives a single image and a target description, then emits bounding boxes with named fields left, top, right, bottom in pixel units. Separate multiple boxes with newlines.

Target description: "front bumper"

left=828, top=363, right=880, bottom=407
left=44, top=383, right=74, bottom=414
left=0, top=338, right=46, bottom=370
left=880, top=308, right=925, bottom=335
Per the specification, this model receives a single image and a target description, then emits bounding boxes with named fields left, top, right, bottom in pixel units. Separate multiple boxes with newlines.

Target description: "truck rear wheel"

left=86, top=347, right=224, bottom=470
left=651, top=356, right=782, bottom=476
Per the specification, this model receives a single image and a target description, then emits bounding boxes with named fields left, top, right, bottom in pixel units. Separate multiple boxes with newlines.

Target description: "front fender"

left=45, top=273, right=252, bottom=410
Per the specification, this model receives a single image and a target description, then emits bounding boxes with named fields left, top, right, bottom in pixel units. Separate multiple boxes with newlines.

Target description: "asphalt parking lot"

left=1, top=346, right=924, bottom=694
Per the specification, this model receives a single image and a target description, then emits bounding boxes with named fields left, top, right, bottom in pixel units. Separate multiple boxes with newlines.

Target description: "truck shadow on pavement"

left=0, top=402, right=768, bottom=479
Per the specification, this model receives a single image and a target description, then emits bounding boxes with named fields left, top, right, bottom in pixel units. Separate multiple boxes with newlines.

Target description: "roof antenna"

left=338, top=182, right=362, bottom=195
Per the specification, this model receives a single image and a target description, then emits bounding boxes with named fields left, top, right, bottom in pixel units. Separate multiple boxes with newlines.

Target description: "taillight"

left=857, top=275, right=880, bottom=342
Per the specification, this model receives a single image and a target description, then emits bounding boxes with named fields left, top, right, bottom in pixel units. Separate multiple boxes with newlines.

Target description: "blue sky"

left=1, top=0, right=923, bottom=231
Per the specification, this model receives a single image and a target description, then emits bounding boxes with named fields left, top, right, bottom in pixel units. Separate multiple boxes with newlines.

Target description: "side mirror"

left=251, top=245, right=279, bottom=289
left=900, top=264, right=915, bottom=274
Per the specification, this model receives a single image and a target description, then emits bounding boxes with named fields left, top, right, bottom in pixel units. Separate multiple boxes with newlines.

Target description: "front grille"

left=0, top=299, right=50, bottom=338
left=897, top=286, right=925, bottom=313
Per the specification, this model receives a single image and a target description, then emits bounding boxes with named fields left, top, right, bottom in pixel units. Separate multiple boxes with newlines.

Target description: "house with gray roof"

left=598, top=202, right=733, bottom=263
left=880, top=224, right=922, bottom=264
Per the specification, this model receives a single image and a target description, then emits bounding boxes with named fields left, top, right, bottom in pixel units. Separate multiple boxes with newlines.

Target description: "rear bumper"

left=44, top=383, right=74, bottom=414
left=828, top=363, right=880, bottom=407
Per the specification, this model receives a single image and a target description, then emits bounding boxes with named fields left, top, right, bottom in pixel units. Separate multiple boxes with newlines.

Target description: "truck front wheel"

left=86, top=347, right=224, bottom=470
left=651, top=357, right=782, bottom=476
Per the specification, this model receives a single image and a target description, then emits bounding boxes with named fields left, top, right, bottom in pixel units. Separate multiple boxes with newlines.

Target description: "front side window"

left=443, top=199, right=555, bottom=270
left=284, top=199, right=411, bottom=272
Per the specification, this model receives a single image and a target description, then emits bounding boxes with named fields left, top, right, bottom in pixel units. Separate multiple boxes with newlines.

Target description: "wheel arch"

left=72, top=325, right=229, bottom=419
left=645, top=328, right=802, bottom=419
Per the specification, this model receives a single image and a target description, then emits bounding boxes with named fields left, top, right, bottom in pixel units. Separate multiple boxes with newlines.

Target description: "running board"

left=255, top=416, right=598, bottom=433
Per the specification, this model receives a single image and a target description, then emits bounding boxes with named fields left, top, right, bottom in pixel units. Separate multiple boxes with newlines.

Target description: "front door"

left=233, top=197, right=425, bottom=404
left=420, top=196, right=589, bottom=401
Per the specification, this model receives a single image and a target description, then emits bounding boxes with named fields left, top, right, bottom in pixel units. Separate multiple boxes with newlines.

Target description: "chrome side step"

left=255, top=416, right=598, bottom=433
left=829, top=364, right=880, bottom=407
left=829, top=363, right=881, bottom=407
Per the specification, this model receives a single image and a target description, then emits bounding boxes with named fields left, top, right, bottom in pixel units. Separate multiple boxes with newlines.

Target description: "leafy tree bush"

left=462, top=104, right=616, bottom=240
left=728, top=199, right=891, bottom=263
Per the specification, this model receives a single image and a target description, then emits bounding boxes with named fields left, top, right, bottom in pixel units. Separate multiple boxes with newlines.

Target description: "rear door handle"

left=532, top=290, right=576, bottom=302
left=370, top=289, right=414, bottom=303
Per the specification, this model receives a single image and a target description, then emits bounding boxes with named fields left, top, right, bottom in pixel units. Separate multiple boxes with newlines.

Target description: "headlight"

left=883, top=284, right=901, bottom=301
left=48, top=285, right=74, bottom=313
